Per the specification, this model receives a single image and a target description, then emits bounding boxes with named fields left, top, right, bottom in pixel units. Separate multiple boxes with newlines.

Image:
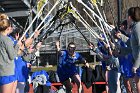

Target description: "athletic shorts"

left=0, top=74, right=16, bottom=86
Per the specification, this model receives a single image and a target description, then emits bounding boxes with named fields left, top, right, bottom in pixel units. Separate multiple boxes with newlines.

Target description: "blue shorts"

left=57, top=65, right=78, bottom=82
left=16, top=61, right=29, bottom=82
left=121, top=61, right=134, bottom=78
left=0, top=74, right=16, bottom=86
left=0, top=61, right=17, bottom=86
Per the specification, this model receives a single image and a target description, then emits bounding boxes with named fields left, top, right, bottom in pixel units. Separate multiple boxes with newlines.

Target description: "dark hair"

left=121, top=20, right=127, bottom=30
left=128, top=7, right=140, bottom=22
left=9, top=27, right=23, bottom=38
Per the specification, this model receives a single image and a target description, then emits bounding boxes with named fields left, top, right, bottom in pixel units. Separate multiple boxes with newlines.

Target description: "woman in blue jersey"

left=96, top=36, right=110, bottom=93
left=118, top=20, right=135, bottom=93
left=9, top=27, right=34, bottom=93
left=56, top=41, right=89, bottom=93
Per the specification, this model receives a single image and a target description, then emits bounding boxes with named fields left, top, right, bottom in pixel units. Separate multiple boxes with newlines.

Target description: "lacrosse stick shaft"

left=30, top=0, right=60, bottom=38
left=19, top=0, right=48, bottom=41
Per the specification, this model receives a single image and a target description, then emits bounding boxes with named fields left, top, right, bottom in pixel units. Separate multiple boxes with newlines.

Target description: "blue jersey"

left=118, top=39, right=134, bottom=78
left=97, top=41, right=108, bottom=70
left=8, top=35, right=29, bottom=82
left=14, top=56, right=29, bottom=82
left=122, top=54, right=134, bottom=78
left=57, top=50, right=85, bottom=82
left=8, top=35, right=17, bottom=45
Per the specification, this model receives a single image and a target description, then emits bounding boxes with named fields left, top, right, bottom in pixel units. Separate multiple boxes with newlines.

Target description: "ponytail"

left=0, top=13, right=8, bottom=20
left=0, top=19, right=11, bottom=32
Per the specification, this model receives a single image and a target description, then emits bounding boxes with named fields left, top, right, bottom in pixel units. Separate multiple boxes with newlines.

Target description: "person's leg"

left=105, top=70, right=109, bottom=93
left=12, top=80, right=17, bottom=93
left=0, top=82, right=14, bottom=93
left=72, top=74, right=83, bottom=93
left=62, top=79, right=72, bottom=93
left=16, top=82, right=25, bottom=93
left=108, top=70, right=118, bottom=93
left=116, top=72, right=121, bottom=93
left=134, top=75, right=140, bottom=93
left=123, top=78, right=133, bottom=93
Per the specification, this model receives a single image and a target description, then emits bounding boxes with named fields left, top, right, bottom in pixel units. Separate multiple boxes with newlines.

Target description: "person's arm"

left=119, top=47, right=132, bottom=55
left=84, top=60, right=89, bottom=68
left=133, top=23, right=140, bottom=69
left=17, top=41, right=25, bottom=55
left=22, top=52, right=33, bottom=62
left=21, top=44, right=35, bottom=61
left=78, top=54, right=89, bottom=68
left=89, top=42, right=105, bottom=61
left=5, top=37, right=19, bottom=60
left=55, top=41, right=62, bottom=55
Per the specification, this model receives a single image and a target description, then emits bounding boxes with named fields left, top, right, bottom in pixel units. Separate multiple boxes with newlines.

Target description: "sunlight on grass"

left=31, top=66, right=57, bottom=72
left=31, top=63, right=97, bottom=72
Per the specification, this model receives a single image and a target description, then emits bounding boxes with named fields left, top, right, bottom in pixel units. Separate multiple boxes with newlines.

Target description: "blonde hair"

left=0, top=19, right=11, bottom=32
left=0, top=13, right=8, bottom=20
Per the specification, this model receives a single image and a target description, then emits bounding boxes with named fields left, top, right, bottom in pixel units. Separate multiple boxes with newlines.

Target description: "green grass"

left=31, top=63, right=97, bottom=72
left=31, top=66, right=57, bottom=72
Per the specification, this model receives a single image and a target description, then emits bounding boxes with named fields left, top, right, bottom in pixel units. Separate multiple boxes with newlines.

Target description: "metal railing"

left=39, top=27, right=98, bottom=54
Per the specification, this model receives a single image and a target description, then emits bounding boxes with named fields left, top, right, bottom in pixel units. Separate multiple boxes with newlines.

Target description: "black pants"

left=35, top=85, right=50, bottom=93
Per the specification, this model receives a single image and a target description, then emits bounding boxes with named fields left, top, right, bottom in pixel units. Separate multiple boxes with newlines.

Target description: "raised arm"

left=55, top=41, right=62, bottom=55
